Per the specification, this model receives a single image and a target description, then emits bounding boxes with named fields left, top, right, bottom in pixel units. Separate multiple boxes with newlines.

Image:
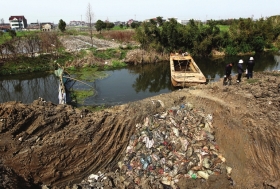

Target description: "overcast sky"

left=1, top=0, right=279, bottom=24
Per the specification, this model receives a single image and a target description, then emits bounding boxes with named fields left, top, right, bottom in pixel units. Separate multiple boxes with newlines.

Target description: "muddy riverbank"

left=0, top=71, right=279, bottom=189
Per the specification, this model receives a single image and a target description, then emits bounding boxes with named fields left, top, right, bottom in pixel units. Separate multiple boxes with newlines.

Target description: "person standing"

left=237, top=59, right=244, bottom=83
left=223, top=62, right=234, bottom=85
left=246, top=57, right=255, bottom=79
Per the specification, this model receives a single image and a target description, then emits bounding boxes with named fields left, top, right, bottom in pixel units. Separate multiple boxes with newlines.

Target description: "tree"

left=156, top=16, right=163, bottom=26
left=58, top=19, right=66, bottom=32
left=95, top=20, right=104, bottom=34
left=86, top=3, right=94, bottom=47
left=106, top=22, right=115, bottom=30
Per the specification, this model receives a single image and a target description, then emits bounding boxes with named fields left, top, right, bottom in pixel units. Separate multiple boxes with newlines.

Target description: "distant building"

left=114, top=21, right=125, bottom=26
left=40, top=22, right=54, bottom=31
left=178, top=19, right=190, bottom=25
left=26, top=23, right=40, bottom=30
left=0, top=23, right=10, bottom=31
left=126, top=19, right=134, bottom=26
left=9, top=16, right=27, bottom=30
left=69, top=21, right=86, bottom=26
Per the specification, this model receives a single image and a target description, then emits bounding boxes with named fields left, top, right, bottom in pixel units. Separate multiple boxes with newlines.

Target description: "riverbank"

left=0, top=70, right=279, bottom=189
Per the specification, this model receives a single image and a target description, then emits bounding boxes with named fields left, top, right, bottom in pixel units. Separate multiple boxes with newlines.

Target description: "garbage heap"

left=79, top=102, right=233, bottom=189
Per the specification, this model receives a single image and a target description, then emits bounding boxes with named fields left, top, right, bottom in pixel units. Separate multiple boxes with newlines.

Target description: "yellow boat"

left=170, top=52, right=206, bottom=87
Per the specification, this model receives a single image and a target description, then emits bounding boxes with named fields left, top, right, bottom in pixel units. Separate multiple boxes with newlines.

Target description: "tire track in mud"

left=0, top=100, right=148, bottom=187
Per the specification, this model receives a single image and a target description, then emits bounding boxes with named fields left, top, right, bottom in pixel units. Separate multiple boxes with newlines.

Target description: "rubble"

left=77, top=102, right=233, bottom=188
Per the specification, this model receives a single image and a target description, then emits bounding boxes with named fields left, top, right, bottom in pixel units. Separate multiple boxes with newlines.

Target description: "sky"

left=1, top=0, right=279, bottom=24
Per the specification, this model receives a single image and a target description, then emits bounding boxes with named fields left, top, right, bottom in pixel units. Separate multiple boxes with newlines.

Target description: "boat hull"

left=170, top=53, right=206, bottom=87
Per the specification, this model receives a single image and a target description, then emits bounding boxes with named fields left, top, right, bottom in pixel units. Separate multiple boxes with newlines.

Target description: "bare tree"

left=1, top=18, right=4, bottom=25
left=86, top=3, right=94, bottom=47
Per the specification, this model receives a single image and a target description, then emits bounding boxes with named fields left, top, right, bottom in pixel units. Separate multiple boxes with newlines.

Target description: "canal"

left=0, top=54, right=279, bottom=106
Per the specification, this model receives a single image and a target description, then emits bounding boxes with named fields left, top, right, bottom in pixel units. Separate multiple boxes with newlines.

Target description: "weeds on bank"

left=71, top=90, right=94, bottom=104
left=92, top=48, right=125, bottom=59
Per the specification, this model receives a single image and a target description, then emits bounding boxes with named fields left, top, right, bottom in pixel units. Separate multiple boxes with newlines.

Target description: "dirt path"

left=0, top=71, right=279, bottom=188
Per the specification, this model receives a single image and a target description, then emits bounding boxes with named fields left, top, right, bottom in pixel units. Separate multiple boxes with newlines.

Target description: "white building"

left=9, top=16, right=27, bottom=30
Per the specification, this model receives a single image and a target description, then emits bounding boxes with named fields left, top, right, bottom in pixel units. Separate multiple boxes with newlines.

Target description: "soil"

left=0, top=71, right=280, bottom=189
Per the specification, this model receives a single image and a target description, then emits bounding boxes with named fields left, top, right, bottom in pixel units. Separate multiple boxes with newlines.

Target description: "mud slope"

left=0, top=101, right=158, bottom=187
left=0, top=71, right=279, bottom=188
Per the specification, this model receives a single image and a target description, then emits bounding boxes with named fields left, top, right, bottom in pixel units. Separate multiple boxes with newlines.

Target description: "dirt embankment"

left=0, top=71, right=279, bottom=189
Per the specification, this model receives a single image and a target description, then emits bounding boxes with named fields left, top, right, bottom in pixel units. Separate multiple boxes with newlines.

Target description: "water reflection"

left=0, top=73, right=58, bottom=104
left=83, top=64, right=173, bottom=106
left=0, top=54, right=279, bottom=105
left=130, top=63, right=172, bottom=93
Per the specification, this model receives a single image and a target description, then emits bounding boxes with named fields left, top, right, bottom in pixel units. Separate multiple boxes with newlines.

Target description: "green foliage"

left=92, top=48, right=127, bottom=60
left=0, top=32, right=11, bottom=44
left=95, top=20, right=105, bottom=33
left=0, top=54, right=56, bottom=75
left=251, top=36, right=265, bottom=52
left=8, top=30, right=16, bottom=38
left=67, top=66, right=108, bottom=82
left=131, top=22, right=140, bottom=29
left=58, top=19, right=66, bottom=32
left=225, top=45, right=238, bottom=56
left=133, top=16, right=279, bottom=56
left=71, top=90, right=94, bottom=104
left=111, top=60, right=127, bottom=68
left=156, top=16, right=164, bottom=27
left=106, top=22, right=115, bottom=30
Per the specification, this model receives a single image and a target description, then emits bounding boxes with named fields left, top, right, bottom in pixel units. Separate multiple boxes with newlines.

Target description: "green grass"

left=66, top=66, right=108, bottom=82
left=217, top=25, right=230, bottom=32
left=71, top=90, right=94, bottom=104
left=0, top=54, right=56, bottom=75
left=0, top=32, right=12, bottom=44
left=92, top=48, right=127, bottom=60
left=111, top=26, right=127, bottom=30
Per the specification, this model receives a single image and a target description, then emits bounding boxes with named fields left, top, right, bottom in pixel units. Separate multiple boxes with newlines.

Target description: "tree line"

left=133, top=16, right=280, bottom=56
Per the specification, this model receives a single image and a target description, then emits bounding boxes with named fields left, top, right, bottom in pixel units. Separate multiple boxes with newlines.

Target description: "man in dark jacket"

left=223, top=62, right=234, bottom=85
left=237, top=59, right=244, bottom=83
left=246, top=57, right=255, bottom=79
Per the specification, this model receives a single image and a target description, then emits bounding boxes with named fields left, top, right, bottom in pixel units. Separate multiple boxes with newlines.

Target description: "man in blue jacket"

left=237, top=59, right=244, bottom=83
left=246, top=57, right=255, bottom=79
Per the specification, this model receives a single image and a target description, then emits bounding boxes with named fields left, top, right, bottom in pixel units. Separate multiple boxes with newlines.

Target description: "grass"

left=0, top=54, right=56, bottom=75
left=71, top=89, right=94, bottom=104
left=66, top=66, right=108, bottom=82
left=0, top=32, right=12, bottom=44
left=92, top=48, right=128, bottom=61
left=217, top=25, right=230, bottom=32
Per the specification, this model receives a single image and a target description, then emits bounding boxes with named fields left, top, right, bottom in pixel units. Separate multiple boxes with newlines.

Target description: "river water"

left=0, top=54, right=279, bottom=106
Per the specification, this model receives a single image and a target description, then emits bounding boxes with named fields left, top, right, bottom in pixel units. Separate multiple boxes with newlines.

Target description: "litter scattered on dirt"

left=0, top=71, right=280, bottom=189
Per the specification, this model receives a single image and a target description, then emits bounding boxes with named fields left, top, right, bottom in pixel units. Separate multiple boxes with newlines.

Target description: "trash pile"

left=77, top=102, right=233, bottom=189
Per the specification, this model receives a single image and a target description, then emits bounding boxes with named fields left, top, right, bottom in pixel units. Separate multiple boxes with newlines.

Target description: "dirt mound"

left=0, top=71, right=280, bottom=188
